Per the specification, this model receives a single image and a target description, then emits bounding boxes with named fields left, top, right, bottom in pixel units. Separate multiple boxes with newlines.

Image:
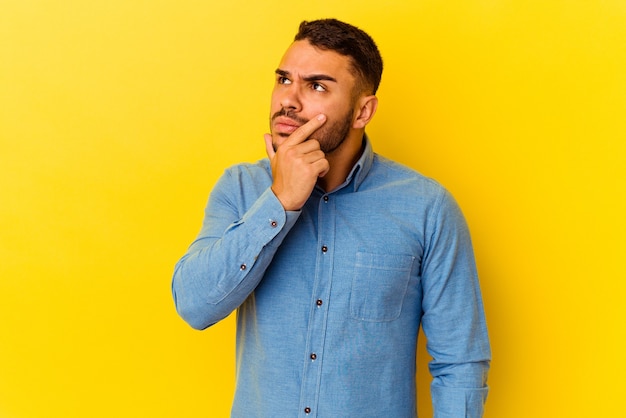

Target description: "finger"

left=283, top=114, right=326, bottom=146
left=264, top=133, right=275, bottom=159
left=294, top=137, right=322, bottom=154
left=299, top=149, right=326, bottom=164
left=297, top=149, right=329, bottom=173
left=313, top=158, right=330, bottom=178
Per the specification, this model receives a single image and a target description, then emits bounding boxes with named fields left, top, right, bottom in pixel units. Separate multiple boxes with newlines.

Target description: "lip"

left=273, top=116, right=302, bottom=134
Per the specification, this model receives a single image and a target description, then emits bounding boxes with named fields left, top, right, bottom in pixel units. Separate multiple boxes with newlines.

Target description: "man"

left=172, top=18, right=490, bottom=417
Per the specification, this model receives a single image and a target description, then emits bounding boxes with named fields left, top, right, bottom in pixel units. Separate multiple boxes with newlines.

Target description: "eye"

left=277, top=76, right=292, bottom=85
left=311, top=82, right=326, bottom=92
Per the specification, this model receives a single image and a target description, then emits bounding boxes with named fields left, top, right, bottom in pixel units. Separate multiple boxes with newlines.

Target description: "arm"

left=172, top=114, right=329, bottom=330
left=171, top=173, right=301, bottom=330
left=420, top=189, right=491, bottom=417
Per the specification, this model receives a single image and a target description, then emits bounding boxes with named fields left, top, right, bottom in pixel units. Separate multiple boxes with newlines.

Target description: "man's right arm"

left=171, top=170, right=300, bottom=330
left=172, top=115, right=327, bottom=330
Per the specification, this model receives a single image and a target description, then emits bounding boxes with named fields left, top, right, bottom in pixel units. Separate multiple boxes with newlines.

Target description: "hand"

left=264, top=114, right=329, bottom=211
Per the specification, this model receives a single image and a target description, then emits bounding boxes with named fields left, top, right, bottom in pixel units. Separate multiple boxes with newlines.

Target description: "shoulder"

left=369, top=154, right=449, bottom=201
left=211, top=158, right=272, bottom=200
left=217, top=158, right=272, bottom=188
left=371, top=156, right=471, bottom=237
left=223, top=158, right=271, bottom=179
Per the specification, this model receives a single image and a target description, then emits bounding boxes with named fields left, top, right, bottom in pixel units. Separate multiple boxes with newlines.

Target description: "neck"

left=317, top=132, right=365, bottom=192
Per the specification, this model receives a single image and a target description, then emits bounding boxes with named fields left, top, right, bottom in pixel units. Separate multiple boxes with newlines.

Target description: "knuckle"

left=282, top=146, right=297, bottom=158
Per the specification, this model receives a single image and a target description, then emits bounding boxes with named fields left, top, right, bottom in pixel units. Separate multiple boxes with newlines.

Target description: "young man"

left=172, top=19, right=490, bottom=417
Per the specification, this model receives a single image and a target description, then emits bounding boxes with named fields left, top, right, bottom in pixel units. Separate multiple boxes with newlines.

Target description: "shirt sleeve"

left=420, top=188, right=491, bottom=417
left=171, top=168, right=300, bottom=330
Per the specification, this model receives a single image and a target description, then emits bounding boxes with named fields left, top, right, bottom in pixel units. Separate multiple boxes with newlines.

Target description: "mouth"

left=271, top=111, right=311, bottom=136
left=273, top=116, right=302, bottom=135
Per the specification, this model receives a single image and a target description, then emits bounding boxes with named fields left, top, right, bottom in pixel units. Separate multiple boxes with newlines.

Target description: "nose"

left=278, top=84, right=302, bottom=112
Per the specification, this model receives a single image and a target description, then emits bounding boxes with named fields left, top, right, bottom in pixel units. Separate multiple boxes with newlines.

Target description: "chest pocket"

left=350, top=252, right=415, bottom=322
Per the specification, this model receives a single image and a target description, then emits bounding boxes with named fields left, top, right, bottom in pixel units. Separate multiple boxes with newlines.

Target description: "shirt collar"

left=344, top=134, right=374, bottom=192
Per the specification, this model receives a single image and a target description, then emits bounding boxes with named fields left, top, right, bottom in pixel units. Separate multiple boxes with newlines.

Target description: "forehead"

left=278, top=40, right=355, bottom=83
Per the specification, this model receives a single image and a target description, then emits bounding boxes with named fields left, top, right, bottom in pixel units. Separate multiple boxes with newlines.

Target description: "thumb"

left=264, top=133, right=275, bottom=159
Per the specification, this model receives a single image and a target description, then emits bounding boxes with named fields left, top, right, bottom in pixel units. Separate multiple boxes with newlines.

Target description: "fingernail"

left=317, top=114, right=326, bottom=121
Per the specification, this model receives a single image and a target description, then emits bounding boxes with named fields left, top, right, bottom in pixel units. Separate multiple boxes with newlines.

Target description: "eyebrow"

left=275, top=69, right=337, bottom=83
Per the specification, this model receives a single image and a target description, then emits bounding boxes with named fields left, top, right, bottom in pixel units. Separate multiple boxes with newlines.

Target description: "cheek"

left=324, top=101, right=353, bottom=121
left=311, top=120, right=337, bottom=140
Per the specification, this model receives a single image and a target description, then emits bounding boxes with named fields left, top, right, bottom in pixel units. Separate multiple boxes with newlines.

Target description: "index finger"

left=283, top=114, right=327, bottom=146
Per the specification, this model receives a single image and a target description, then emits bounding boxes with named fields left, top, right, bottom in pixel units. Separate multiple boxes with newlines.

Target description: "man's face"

left=270, top=40, right=359, bottom=154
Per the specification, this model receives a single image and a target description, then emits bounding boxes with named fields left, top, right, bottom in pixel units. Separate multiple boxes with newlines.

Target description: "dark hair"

left=294, top=19, right=383, bottom=95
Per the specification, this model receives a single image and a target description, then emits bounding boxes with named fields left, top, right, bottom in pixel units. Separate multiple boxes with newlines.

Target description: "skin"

left=265, top=40, right=379, bottom=211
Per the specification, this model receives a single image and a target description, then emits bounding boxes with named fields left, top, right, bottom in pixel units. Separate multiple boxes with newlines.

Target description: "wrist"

left=271, top=186, right=302, bottom=211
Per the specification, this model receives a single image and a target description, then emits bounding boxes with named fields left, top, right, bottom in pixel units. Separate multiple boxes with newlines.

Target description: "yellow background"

left=1, top=1, right=625, bottom=417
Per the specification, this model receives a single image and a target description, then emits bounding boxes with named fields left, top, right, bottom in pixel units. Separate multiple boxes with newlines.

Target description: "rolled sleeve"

left=431, top=385, right=489, bottom=418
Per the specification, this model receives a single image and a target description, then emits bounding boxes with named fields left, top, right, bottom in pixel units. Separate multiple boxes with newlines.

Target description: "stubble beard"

left=270, top=108, right=353, bottom=154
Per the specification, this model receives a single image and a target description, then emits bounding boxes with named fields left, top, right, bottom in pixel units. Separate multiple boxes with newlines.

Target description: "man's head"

left=269, top=19, right=382, bottom=155
left=294, top=19, right=383, bottom=96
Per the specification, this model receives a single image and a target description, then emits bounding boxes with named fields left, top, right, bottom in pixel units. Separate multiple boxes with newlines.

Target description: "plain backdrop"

left=1, top=1, right=625, bottom=417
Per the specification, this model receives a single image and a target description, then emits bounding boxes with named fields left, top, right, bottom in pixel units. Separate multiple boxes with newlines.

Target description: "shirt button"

left=323, top=195, right=329, bottom=202
left=240, top=264, right=247, bottom=271
left=304, top=407, right=311, bottom=414
left=321, top=245, right=328, bottom=253
left=316, top=299, right=323, bottom=306
left=270, top=220, right=277, bottom=228
left=310, top=353, right=317, bottom=360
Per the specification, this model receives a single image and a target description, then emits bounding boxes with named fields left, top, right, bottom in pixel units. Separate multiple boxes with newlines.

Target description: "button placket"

left=299, top=192, right=335, bottom=417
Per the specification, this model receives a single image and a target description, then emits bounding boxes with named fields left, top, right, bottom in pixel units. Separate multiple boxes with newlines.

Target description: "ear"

left=352, top=95, right=378, bottom=129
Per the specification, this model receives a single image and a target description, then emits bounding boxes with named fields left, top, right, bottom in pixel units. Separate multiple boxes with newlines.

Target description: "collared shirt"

left=172, top=136, right=491, bottom=417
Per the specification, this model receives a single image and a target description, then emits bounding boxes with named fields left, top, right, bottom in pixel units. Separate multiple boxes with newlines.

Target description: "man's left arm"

left=420, top=188, right=491, bottom=418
